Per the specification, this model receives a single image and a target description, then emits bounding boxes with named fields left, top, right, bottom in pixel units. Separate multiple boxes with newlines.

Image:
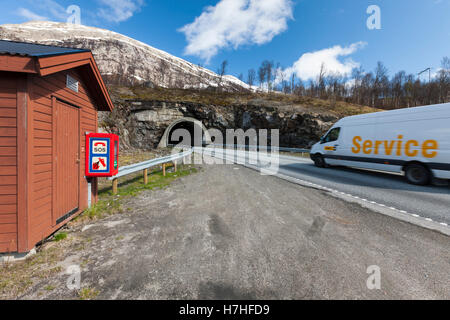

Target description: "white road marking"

left=198, top=149, right=450, bottom=233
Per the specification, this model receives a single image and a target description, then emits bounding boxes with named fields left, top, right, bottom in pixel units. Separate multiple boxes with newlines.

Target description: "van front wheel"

left=405, top=164, right=431, bottom=186
left=313, top=154, right=326, bottom=168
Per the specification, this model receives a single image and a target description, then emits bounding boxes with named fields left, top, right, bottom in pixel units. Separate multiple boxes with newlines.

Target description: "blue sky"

left=1, top=0, right=449, bottom=82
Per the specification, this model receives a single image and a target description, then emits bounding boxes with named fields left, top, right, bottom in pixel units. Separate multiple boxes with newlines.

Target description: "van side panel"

left=374, top=110, right=450, bottom=178
left=323, top=103, right=450, bottom=179
left=332, top=118, right=378, bottom=170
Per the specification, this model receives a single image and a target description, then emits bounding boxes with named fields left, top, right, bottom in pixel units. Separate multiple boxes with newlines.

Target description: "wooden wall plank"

left=0, top=232, right=18, bottom=242
left=0, top=204, right=16, bottom=214
left=0, top=118, right=16, bottom=127
left=0, top=214, right=17, bottom=224
left=0, top=128, right=16, bottom=137
left=0, top=176, right=16, bottom=185
left=0, top=98, right=16, bottom=108
left=0, top=166, right=16, bottom=175
left=0, top=185, right=16, bottom=195
left=0, top=146, right=16, bottom=155
left=16, top=74, right=28, bottom=252
left=0, top=241, right=18, bottom=252
left=33, top=155, right=51, bottom=165
left=0, top=108, right=16, bottom=118
left=34, top=121, right=52, bottom=131
left=0, top=137, right=16, bottom=147
left=0, top=223, right=17, bottom=233
left=0, top=195, right=16, bottom=204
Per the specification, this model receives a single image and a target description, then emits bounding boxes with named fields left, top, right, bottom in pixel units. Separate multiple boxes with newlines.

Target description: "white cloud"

left=17, top=8, right=48, bottom=21
left=16, top=0, right=69, bottom=22
left=179, top=0, right=294, bottom=63
left=281, top=42, right=367, bottom=82
left=15, top=0, right=143, bottom=24
left=35, top=0, right=67, bottom=20
left=98, top=0, right=144, bottom=23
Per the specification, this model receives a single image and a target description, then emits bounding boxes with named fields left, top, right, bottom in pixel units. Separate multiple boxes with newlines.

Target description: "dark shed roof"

left=0, top=40, right=90, bottom=57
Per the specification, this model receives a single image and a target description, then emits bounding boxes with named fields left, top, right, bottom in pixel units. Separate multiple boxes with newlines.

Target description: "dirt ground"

left=3, top=164, right=450, bottom=300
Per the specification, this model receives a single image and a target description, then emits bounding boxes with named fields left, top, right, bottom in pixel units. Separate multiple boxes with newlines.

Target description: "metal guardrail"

left=193, top=146, right=310, bottom=168
left=205, top=144, right=310, bottom=154
left=107, top=149, right=193, bottom=194
left=168, top=143, right=310, bottom=154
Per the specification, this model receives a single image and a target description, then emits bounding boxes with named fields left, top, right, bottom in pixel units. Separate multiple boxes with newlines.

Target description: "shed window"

left=66, top=74, right=79, bottom=92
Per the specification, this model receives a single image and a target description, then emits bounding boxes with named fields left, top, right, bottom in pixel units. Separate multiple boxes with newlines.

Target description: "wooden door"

left=55, top=100, right=79, bottom=223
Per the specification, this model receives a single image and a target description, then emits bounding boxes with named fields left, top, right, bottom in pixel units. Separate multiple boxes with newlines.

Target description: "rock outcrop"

left=100, top=99, right=338, bottom=150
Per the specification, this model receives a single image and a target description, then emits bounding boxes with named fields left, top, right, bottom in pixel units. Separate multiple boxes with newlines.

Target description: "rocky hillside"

left=102, top=99, right=337, bottom=150
left=0, top=22, right=379, bottom=150
left=0, top=21, right=247, bottom=90
left=101, top=87, right=379, bottom=150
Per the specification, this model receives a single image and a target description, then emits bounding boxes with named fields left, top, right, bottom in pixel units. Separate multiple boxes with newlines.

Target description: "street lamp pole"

left=418, top=67, right=431, bottom=83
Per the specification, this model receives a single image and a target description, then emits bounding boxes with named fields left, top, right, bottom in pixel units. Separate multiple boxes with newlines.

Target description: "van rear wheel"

left=405, top=164, right=431, bottom=186
left=313, top=154, right=326, bottom=168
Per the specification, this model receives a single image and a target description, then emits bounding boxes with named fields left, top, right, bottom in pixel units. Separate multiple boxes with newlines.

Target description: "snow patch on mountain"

left=0, top=21, right=249, bottom=91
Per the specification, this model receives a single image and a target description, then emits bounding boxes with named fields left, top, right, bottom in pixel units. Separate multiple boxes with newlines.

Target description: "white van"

left=310, top=102, right=450, bottom=185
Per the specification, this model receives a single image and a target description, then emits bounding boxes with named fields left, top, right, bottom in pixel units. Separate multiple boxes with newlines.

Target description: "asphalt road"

left=198, top=148, right=450, bottom=227
left=277, top=156, right=450, bottom=226
left=20, top=164, right=450, bottom=299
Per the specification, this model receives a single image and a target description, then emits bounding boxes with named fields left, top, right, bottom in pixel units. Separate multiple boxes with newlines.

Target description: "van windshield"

left=322, top=127, right=340, bottom=143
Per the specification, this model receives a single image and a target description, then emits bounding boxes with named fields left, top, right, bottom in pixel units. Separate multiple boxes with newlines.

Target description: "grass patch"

left=78, top=165, right=198, bottom=222
left=0, top=246, right=66, bottom=299
left=53, top=232, right=67, bottom=242
left=78, top=287, right=99, bottom=300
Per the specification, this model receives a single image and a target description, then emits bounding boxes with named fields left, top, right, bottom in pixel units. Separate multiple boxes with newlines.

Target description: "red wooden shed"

left=0, top=40, right=114, bottom=253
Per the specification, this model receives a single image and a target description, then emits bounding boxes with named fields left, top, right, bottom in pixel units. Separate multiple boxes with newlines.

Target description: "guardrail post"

left=143, top=168, right=148, bottom=184
left=163, top=163, right=166, bottom=176
left=173, top=161, right=177, bottom=172
left=112, top=178, right=118, bottom=195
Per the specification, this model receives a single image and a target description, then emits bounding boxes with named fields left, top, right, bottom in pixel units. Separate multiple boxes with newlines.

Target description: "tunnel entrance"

left=168, top=121, right=198, bottom=146
left=158, top=117, right=211, bottom=148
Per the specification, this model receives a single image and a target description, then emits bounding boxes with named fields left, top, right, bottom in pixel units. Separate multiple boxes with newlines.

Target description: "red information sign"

left=85, top=133, right=119, bottom=177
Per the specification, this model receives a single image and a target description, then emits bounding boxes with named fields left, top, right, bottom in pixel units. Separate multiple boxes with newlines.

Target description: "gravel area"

left=15, top=164, right=450, bottom=299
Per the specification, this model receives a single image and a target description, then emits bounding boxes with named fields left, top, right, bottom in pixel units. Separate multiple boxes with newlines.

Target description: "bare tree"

left=317, top=63, right=326, bottom=98
left=373, top=61, right=389, bottom=107
left=438, top=57, right=450, bottom=102
left=264, top=60, right=274, bottom=91
left=290, top=74, right=296, bottom=93
left=217, top=60, right=228, bottom=91
left=258, top=64, right=266, bottom=89
left=258, top=60, right=274, bottom=91
left=351, top=66, right=364, bottom=105
left=247, top=69, right=256, bottom=87
left=391, top=71, right=406, bottom=108
left=241, top=56, right=449, bottom=109
left=293, top=78, right=304, bottom=96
